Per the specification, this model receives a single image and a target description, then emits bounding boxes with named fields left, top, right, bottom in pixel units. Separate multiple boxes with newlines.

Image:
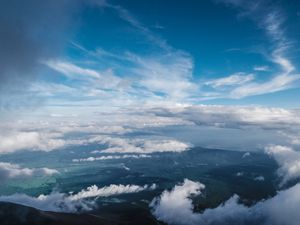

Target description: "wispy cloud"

left=212, top=0, right=300, bottom=99
left=253, top=65, right=270, bottom=72
left=104, top=2, right=170, bottom=51
left=205, top=73, right=255, bottom=88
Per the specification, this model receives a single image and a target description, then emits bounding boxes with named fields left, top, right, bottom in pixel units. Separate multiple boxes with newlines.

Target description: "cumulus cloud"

left=151, top=179, right=254, bottom=225
left=151, top=179, right=205, bottom=225
left=0, top=183, right=156, bottom=212
left=0, top=162, right=58, bottom=182
left=265, top=145, right=300, bottom=185
left=151, top=179, right=300, bottom=225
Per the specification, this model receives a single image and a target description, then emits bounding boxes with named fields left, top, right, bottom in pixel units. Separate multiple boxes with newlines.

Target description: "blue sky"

left=50, top=0, right=300, bottom=108
left=1, top=0, right=300, bottom=117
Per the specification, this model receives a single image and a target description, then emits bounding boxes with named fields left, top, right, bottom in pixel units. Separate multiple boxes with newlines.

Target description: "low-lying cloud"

left=72, top=154, right=151, bottom=162
left=0, top=162, right=58, bottom=182
left=265, top=145, right=300, bottom=186
left=0, top=183, right=156, bottom=212
left=151, top=179, right=300, bottom=225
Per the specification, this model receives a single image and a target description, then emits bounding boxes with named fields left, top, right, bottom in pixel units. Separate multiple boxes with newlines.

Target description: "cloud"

left=130, top=52, right=196, bottom=101
left=104, top=2, right=170, bottom=50
left=0, top=115, right=192, bottom=154
left=2, top=104, right=300, bottom=154
left=236, top=172, right=244, bottom=177
left=150, top=179, right=205, bottom=225
left=0, top=162, right=58, bottom=182
left=265, top=145, right=300, bottom=185
left=0, top=132, right=66, bottom=153
left=151, top=179, right=300, bottom=225
left=0, top=0, right=84, bottom=109
left=150, top=104, right=300, bottom=130
left=215, top=0, right=300, bottom=99
left=95, top=137, right=191, bottom=154
left=69, top=183, right=156, bottom=201
left=253, top=65, right=270, bottom=72
left=254, top=175, right=265, bottom=181
left=0, top=183, right=156, bottom=212
left=230, top=73, right=300, bottom=99
left=0, top=192, right=94, bottom=213
left=72, top=154, right=151, bottom=162
left=44, top=60, right=125, bottom=91
left=242, top=152, right=251, bottom=158
left=205, top=73, right=254, bottom=88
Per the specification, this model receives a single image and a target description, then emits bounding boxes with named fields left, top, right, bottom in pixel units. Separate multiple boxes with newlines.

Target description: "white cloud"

left=45, top=60, right=101, bottom=79
left=215, top=0, right=300, bottom=99
left=151, top=104, right=300, bottom=130
left=0, top=183, right=156, bottom=212
left=69, top=183, right=156, bottom=201
left=230, top=73, right=300, bottom=99
left=205, top=73, right=254, bottom=88
left=265, top=145, right=300, bottom=185
left=0, top=132, right=66, bottom=153
left=96, top=137, right=191, bottom=154
left=72, top=154, right=151, bottom=162
left=0, top=162, right=58, bottom=182
left=0, top=192, right=94, bottom=213
left=45, top=60, right=124, bottom=91
left=2, top=104, right=300, bottom=154
left=259, top=183, right=300, bottom=225
left=253, top=65, right=270, bottom=72
left=151, top=179, right=300, bottom=225
left=128, top=51, right=196, bottom=101
left=150, top=179, right=205, bottom=225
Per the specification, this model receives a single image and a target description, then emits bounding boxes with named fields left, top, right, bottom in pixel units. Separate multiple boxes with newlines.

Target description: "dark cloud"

left=0, top=1, right=74, bottom=86
left=0, top=0, right=86, bottom=108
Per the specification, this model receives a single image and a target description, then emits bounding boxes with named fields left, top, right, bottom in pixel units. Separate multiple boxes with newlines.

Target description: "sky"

left=1, top=0, right=300, bottom=152
left=2, top=2, right=300, bottom=224
left=1, top=0, right=300, bottom=118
